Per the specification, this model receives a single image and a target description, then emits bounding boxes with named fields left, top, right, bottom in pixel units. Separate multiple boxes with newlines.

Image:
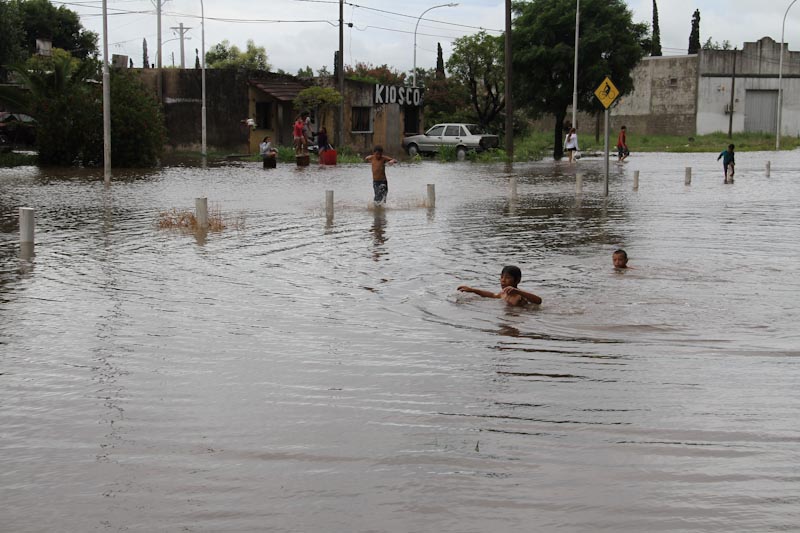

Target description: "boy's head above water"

left=500, top=265, right=522, bottom=288
left=373, top=145, right=384, bottom=156
left=612, top=249, right=628, bottom=269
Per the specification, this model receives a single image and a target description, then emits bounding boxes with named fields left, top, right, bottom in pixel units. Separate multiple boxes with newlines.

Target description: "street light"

left=777, top=0, right=797, bottom=150
left=412, top=3, right=458, bottom=88
left=201, top=0, right=207, bottom=158
left=572, top=0, right=579, bottom=129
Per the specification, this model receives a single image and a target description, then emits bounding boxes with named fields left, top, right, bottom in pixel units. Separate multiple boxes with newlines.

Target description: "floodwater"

left=1, top=152, right=799, bottom=532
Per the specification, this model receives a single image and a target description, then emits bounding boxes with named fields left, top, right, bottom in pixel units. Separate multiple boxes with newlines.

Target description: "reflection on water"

left=1, top=153, right=799, bottom=532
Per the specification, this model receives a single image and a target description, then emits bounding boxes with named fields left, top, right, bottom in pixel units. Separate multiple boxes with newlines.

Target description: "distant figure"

left=565, top=127, right=579, bottom=163
left=458, top=265, right=542, bottom=306
left=365, top=145, right=396, bottom=206
left=315, top=127, right=331, bottom=152
left=302, top=112, right=313, bottom=148
left=612, top=249, right=630, bottom=269
left=717, top=143, right=735, bottom=182
left=259, top=136, right=277, bottom=168
left=617, top=125, right=629, bottom=162
left=293, top=115, right=306, bottom=155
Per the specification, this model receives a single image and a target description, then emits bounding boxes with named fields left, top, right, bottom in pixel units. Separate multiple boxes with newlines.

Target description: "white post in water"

left=326, top=190, right=334, bottom=219
left=195, top=197, right=208, bottom=228
left=510, top=177, right=518, bottom=199
left=19, top=207, right=35, bottom=244
left=633, top=170, right=640, bottom=191
left=427, top=184, right=436, bottom=208
left=766, top=161, right=771, bottom=177
left=576, top=172, right=583, bottom=195
left=685, top=167, right=692, bottom=185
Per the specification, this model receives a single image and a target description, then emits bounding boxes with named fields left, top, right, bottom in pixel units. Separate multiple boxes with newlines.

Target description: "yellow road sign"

left=594, top=77, right=620, bottom=109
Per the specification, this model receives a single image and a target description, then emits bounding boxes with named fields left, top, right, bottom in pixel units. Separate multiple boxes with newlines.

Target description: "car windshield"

left=464, top=124, right=486, bottom=134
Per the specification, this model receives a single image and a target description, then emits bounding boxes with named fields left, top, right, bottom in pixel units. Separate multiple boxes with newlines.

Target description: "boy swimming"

left=458, top=265, right=542, bottom=306
left=612, top=249, right=630, bottom=269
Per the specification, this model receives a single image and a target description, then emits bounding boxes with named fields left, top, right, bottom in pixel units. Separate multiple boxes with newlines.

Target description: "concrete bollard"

left=325, top=190, right=334, bottom=219
left=510, top=177, right=518, bottom=199
left=576, top=173, right=583, bottom=195
left=195, top=197, right=208, bottom=228
left=19, top=207, right=35, bottom=244
left=427, top=184, right=436, bottom=208
left=766, top=161, right=771, bottom=177
left=633, top=170, right=639, bottom=190
left=685, top=167, right=692, bottom=185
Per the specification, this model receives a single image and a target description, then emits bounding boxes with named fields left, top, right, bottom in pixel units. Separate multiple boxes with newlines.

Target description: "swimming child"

left=365, top=145, right=397, bottom=206
left=457, top=265, right=542, bottom=306
left=717, top=143, right=735, bottom=182
left=612, top=249, right=630, bottom=269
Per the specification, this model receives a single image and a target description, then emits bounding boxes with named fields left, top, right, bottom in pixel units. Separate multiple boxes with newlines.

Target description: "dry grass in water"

left=157, top=204, right=245, bottom=232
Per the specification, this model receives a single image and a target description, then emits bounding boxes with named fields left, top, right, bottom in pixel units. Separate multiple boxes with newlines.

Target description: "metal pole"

left=505, top=0, right=513, bottom=160
left=102, top=0, right=111, bottom=185
left=777, top=0, right=797, bottom=150
left=572, top=0, right=580, bottom=128
left=728, top=48, right=736, bottom=139
left=413, top=4, right=458, bottom=88
left=603, top=108, right=609, bottom=196
left=179, top=23, right=185, bottom=68
left=338, top=0, right=344, bottom=147
left=201, top=0, right=207, bottom=158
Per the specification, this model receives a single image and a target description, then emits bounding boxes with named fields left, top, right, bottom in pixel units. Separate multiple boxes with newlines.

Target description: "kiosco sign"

left=374, top=84, right=423, bottom=106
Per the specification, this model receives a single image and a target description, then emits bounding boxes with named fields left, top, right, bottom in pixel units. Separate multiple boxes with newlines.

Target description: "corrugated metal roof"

left=249, top=79, right=308, bottom=101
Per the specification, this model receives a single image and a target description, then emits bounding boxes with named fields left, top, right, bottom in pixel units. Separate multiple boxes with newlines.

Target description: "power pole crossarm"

left=170, top=23, right=192, bottom=68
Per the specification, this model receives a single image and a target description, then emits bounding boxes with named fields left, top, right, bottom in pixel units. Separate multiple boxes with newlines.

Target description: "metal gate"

left=744, top=90, right=778, bottom=133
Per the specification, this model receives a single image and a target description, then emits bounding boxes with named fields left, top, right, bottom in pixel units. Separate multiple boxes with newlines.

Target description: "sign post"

left=594, top=76, right=620, bottom=197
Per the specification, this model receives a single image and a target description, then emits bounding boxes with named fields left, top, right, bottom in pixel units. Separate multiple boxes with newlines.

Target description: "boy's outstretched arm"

left=503, top=286, right=542, bottom=305
left=457, top=285, right=498, bottom=299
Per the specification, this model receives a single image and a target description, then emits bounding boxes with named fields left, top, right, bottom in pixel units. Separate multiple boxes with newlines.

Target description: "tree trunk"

left=553, top=111, right=566, bottom=160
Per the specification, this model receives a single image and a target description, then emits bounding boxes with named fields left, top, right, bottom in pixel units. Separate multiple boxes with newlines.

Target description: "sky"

left=64, top=0, right=800, bottom=75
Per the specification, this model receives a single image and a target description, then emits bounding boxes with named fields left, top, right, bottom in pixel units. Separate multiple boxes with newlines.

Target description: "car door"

left=443, top=125, right=464, bottom=147
left=422, top=125, right=445, bottom=151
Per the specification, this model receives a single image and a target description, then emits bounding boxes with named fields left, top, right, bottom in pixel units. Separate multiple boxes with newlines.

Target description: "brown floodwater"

left=1, top=152, right=799, bottom=532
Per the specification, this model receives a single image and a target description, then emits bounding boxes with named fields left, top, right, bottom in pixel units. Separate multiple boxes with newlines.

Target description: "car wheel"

left=456, top=146, right=467, bottom=161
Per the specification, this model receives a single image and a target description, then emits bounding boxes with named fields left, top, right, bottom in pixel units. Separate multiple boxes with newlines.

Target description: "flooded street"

left=1, top=151, right=799, bottom=532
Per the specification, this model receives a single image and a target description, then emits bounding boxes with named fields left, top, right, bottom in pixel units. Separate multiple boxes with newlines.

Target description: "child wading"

left=457, top=265, right=542, bottom=306
left=717, top=144, right=735, bottom=182
left=365, top=146, right=397, bottom=206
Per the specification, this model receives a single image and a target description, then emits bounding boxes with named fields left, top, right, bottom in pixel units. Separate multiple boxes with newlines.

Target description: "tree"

left=205, top=39, right=270, bottom=70
left=345, top=62, right=405, bottom=85
left=16, top=0, right=97, bottom=59
left=702, top=37, right=732, bottom=51
left=688, top=9, right=701, bottom=54
left=194, top=48, right=200, bottom=69
left=651, top=0, right=662, bottom=56
left=512, top=0, right=647, bottom=159
left=293, top=86, right=342, bottom=129
left=143, top=38, right=150, bottom=69
left=296, top=65, right=314, bottom=79
left=446, top=31, right=505, bottom=130
left=0, top=0, right=25, bottom=81
left=317, top=65, right=331, bottom=78
left=436, top=42, right=445, bottom=79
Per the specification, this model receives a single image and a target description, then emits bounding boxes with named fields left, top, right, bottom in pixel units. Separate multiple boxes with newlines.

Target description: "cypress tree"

left=436, top=43, right=445, bottom=79
left=142, top=39, right=149, bottom=69
left=688, top=9, right=701, bottom=54
left=651, top=0, right=662, bottom=56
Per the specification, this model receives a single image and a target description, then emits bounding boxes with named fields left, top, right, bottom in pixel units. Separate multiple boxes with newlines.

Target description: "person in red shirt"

left=293, top=115, right=306, bottom=155
left=616, top=125, right=629, bottom=162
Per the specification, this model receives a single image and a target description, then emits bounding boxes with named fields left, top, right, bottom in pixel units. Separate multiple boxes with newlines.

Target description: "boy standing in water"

left=717, top=144, right=735, bottom=182
left=612, top=249, right=630, bottom=269
left=458, top=265, right=542, bottom=306
left=365, top=145, right=397, bottom=206
left=617, top=125, right=629, bottom=162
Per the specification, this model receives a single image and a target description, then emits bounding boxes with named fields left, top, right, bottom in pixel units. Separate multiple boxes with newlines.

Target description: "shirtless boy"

left=458, top=265, right=542, bottom=306
left=364, top=145, right=397, bottom=205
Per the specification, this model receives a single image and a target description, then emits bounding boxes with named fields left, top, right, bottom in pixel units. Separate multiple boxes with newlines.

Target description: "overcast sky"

left=66, top=0, right=800, bottom=74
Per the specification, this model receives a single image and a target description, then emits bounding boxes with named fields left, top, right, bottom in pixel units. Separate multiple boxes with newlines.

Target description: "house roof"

left=249, top=79, right=308, bottom=102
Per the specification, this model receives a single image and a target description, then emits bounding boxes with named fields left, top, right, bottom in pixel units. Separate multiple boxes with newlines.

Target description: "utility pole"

left=338, top=0, right=344, bottom=148
left=154, top=0, right=168, bottom=102
left=728, top=48, right=737, bottom=139
left=170, top=22, right=192, bottom=68
left=504, top=0, right=513, bottom=160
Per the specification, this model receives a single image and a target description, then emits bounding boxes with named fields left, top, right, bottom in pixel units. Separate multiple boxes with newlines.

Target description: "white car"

left=402, top=123, right=499, bottom=158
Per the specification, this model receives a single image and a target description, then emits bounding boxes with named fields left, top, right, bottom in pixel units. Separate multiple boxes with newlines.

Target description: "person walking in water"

left=717, top=143, right=735, bottom=183
left=565, top=127, right=579, bottom=163
left=616, top=125, right=629, bottom=162
left=365, top=145, right=397, bottom=206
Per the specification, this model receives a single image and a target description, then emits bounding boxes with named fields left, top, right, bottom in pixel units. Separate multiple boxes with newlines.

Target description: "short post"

left=19, top=207, right=35, bottom=245
left=325, top=190, right=334, bottom=219
left=685, top=167, right=692, bottom=185
left=195, top=197, right=208, bottom=228
left=576, top=172, right=583, bottom=195
left=510, top=177, right=518, bottom=199
left=427, top=183, right=436, bottom=208
left=296, top=154, right=310, bottom=167
left=766, top=161, right=771, bottom=177
left=633, top=170, right=640, bottom=191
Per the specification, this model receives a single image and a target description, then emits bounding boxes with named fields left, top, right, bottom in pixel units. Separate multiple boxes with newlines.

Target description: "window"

left=444, top=125, right=463, bottom=136
left=669, top=78, right=678, bottom=88
left=426, top=125, right=445, bottom=136
left=255, top=102, right=272, bottom=129
left=351, top=107, right=372, bottom=132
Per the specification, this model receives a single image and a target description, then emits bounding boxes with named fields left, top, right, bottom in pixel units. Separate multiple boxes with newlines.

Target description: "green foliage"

left=436, top=144, right=458, bottom=162
left=0, top=151, right=37, bottom=167
left=512, top=0, right=647, bottom=159
left=108, top=69, right=165, bottom=166
left=206, top=39, right=270, bottom=70
left=446, top=31, right=505, bottom=131
left=0, top=0, right=25, bottom=81
left=296, top=65, right=314, bottom=79
left=345, top=62, right=406, bottom=85
left=317, top=65, right=331, bottom=78
left=689, top=9, right=701, bottom=54
left=651, top=0, right=662, bottom=56
left=702, top=37, right=731, bottom=51
left=293, top=86, right=342, bottom=114
left=16, top=0, right=97, bottom=59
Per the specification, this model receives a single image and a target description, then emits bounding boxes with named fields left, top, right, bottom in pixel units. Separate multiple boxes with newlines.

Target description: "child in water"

left=717, top=143, right=735, bottom=182
left=365, top=145, right=397, bottom=205
left=458, top=265, right=542, bottom=306
left=612, top=249, right=630, bottom=269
